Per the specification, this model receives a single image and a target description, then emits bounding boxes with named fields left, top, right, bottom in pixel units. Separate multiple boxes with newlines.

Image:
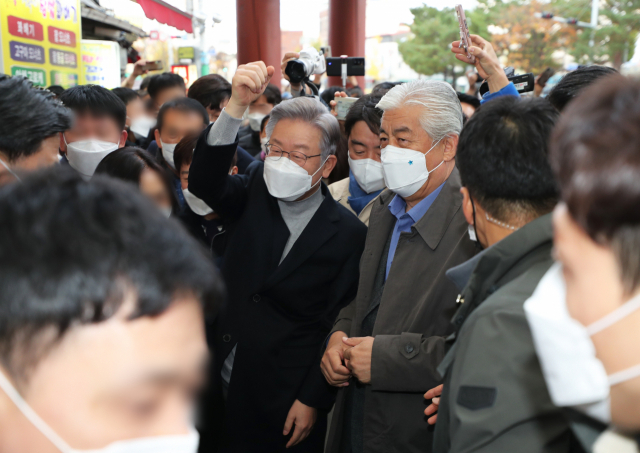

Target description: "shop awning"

left=136, top=0, right=194, bottom=33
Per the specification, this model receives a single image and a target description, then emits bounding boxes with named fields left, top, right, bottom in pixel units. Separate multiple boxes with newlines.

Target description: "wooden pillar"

left=328, top=0, right=366, bottom=89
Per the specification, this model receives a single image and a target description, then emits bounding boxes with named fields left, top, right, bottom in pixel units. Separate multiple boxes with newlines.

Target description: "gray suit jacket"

left=326, top=167, right=476, bottom=453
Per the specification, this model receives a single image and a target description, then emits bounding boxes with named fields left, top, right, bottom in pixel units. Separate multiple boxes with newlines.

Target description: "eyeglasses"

left=265, top=143, right=321, bottom=166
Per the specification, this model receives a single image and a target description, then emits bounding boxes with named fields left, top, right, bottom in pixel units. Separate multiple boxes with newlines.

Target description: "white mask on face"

left=263, top=155, right=327, bottom=202
left=159, top=205, right=172, bottom=218
left=348, top=155, right=385, bottom=194
left=260, top=136, right=269, bottom=154
left=183, top=188, right=213, bottom=216
left=524, top=263, right=640, bottom=424
left=64, top=135, right=120, bottom=180
left=160, top=140, right=177, bottom=169
left=380, top=139, right=443, bottom=198
left=248, top=112, right=267, bottom=132
left=0, top=370, right=199, bottom=453
left=129, top=116, right=156, bottom=139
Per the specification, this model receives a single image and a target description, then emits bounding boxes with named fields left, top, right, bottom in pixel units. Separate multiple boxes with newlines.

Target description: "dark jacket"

left=433, top=214, right=575, bottom=453
left=237, top=124, right=261, bottom=156
left=326, top=167, right=476, bottom=453
left=189, top=125, right=368, bottom=453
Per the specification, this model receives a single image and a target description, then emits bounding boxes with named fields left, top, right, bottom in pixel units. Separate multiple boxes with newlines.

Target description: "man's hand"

left=227, top=61, right=275, bottom=118
left=424, top=384, right=443, bottom=425
left=329, top=91, right=348, bottom=118
left=283, top=399, right=317, bottom=448
left=451, top=35, right=509, bottom=93
left=132, top=59, right=148, bottom=77
left=342, top=336, right=374, bottom=384
left=321, top=331, right=351, bottom=386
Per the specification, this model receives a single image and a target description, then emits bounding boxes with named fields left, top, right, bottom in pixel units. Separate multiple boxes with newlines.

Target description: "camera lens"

left=285, top=60, right=306, bottom=84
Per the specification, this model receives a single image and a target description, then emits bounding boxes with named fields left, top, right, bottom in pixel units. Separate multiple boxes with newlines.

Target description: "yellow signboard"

left=178, top=46, right=195, bottom=61
left=0, top=0, right=82, bottom=88
left=81, top=40, right=120, bottom=88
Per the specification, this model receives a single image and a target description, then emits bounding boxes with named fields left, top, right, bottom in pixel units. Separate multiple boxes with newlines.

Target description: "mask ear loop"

left=0, top=370, right=72, bottom=452
left=0, top=158, right=22, bottom=183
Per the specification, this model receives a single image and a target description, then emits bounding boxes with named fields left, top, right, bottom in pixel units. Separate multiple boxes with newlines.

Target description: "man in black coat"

left=189, top=61, right=368, bottom=453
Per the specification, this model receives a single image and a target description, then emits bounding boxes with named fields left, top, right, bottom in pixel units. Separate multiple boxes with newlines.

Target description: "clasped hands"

left=321, top=331, right=374, bottom=386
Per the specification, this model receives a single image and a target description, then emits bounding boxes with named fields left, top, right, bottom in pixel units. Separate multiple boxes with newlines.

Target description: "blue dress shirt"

left=386, top=183, right=445, bottom=279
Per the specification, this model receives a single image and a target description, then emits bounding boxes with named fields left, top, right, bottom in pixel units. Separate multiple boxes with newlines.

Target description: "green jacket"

left=433, top=214, right=577, bottom=453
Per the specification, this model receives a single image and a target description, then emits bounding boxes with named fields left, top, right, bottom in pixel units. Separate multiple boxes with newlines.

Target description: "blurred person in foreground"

left=427, top=97, right=566, bottom=453
left=0, top=76, right=72, bottom=184
left=94, top=146, right=177, bottom=217
left=0, top=168, right=223, bottom=452
left=321, top=78, right=475, bottom=453
left=58, top=85, right=127, bottom=179
left=328, top=94, right=385, bottom=225
left=525, top=75, right=640, bottom=451
left=187, top=74, right=255, bottom=171
left=189, top=61, right=367, bottom=452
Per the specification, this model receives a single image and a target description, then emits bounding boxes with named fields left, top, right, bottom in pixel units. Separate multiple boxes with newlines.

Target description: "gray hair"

left=266, top=97, right=340, bottom=160
left=376, top=80, right=463, bottom=141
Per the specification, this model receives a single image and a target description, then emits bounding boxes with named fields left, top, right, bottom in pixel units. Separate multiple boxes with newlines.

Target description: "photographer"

left=189, top=61, right=367, bottom=452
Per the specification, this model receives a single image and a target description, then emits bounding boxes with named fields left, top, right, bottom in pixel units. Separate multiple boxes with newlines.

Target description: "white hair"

left=376, top=80, right=463, bottom=140
left=266, top=97, right=340, bottom=160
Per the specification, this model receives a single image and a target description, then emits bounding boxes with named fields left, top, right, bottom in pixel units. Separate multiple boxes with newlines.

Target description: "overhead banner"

left=0, top=0, right=82, bottom=88
left=81, top=40, right=120, bottom=88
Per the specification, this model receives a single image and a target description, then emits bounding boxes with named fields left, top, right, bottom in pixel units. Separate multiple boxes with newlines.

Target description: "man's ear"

left=443, top=134, right=459, bottom=162
left=154, top=129, right=161, bottom=147
left=461, top=187, right=474, bottom=226
left=120, top=130, right=128, bottom=147
left=229, top=166, right=238, bottom=176
left=59, top=132, right=67, bottom=153
left=321, top=155, right=337, bottom=179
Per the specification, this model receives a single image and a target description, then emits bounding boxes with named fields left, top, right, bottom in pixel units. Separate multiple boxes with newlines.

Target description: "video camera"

left=479, top=67, right=535, bottom=96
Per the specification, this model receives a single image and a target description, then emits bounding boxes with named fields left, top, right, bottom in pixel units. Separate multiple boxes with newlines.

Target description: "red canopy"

left=137, top=0, right=193, bottom=33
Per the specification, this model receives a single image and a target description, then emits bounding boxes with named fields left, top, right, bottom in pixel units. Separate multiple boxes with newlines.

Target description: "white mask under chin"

left=348, top=155, right=385, bottom=194
left=0, top=370, right=199, bottom=453
left=380, top=140, right=443, bottom=198
left=160, top=140, right=177, bottom=169
left=263, top=156, right=326, bottom=202
left=183, top=188, right=213, bottom=216
left=130, top=116, right=156, bottom=139
left=65, top=136, right=120, bottom=179
left=248, top=112, right=267, bottom=132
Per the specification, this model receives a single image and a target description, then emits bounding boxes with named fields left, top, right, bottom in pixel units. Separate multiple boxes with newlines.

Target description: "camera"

left=326, top=57, right=365, bottom=77
left=285, top=47, right=326, bottom=84
left=479, top=67, right=535, bottom=95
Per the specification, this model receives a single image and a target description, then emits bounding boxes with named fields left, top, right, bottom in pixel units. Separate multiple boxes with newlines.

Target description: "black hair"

left=457, top=96, right=559, bottom=222
left=547, top=65, right=617, bottom=112
left=156, top=97, right=209, bottom=133
left=457, top=92, right=481, bottom=110
left=0, top=167, right=223, bottom=380
left=112, top=87, right=140, bottom=106
left=320, top=86, right=346, bottom=107
left=47, top=85, right=65, bottom=97
left=139, top=74, right=156, bottom=92
left=59, top=84, right=127, bottom=131
left=347, top=86, right=363, bottom=98
left=371, top=82, right=401, bottom=96
left=174, top=133, right=237, bottom=173
left=147, top=72, right=186, bottom=101
left=344, top=94, right=383, bottom=138
left=0, top=76, right=72, bottom=161
left=260, top=114, right=270, bottom=133
left=188, top=74, right=231, bottom=112
left=259, top=84, right=282, bottom=106
left=551, top=75, right=640, bottom=293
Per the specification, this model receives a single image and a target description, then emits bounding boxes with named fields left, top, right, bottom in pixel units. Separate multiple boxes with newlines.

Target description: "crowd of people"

left=0, top=32, right=639, bottom=453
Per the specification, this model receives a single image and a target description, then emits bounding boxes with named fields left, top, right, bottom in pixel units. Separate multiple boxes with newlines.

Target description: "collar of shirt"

left=388, top=182, right=445, bottom=224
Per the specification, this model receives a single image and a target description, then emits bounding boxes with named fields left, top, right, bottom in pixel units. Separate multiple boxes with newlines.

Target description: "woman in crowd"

left=94, top=146, right=176, bottom=217
left=328, top=94, right=385, bottom=225
left=525, top=75, right=640, bottom=450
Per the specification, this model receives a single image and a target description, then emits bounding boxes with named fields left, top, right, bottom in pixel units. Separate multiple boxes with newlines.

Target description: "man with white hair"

left=321, top=80, right=477, bottom=453
left=188, top=62, right=367, bottom=453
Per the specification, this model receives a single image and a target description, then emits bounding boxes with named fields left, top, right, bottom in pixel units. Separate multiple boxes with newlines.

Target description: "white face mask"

left=160, top=140, right=177, bottom=170
left=64, top=135, right=120, bottom=180
left=380, top=139, right=443, bottom=198
left=348, top=155, right=385, bottom=194
left=0, top=370, right=199, bottom=453
left=129, top=116, right=156, bottom=139
left=260, top=136, right=269, bottom=154
left=248, top=112, right=266, bottom=132
left=524, top=263, right=640, bottom=424
left=263, top=155, right=327, bottom=202
left=183, top=188, right=213, bottom=216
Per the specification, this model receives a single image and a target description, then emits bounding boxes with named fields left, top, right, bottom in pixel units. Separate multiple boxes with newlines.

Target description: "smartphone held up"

left=455, top=5, right=475, bottom=64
